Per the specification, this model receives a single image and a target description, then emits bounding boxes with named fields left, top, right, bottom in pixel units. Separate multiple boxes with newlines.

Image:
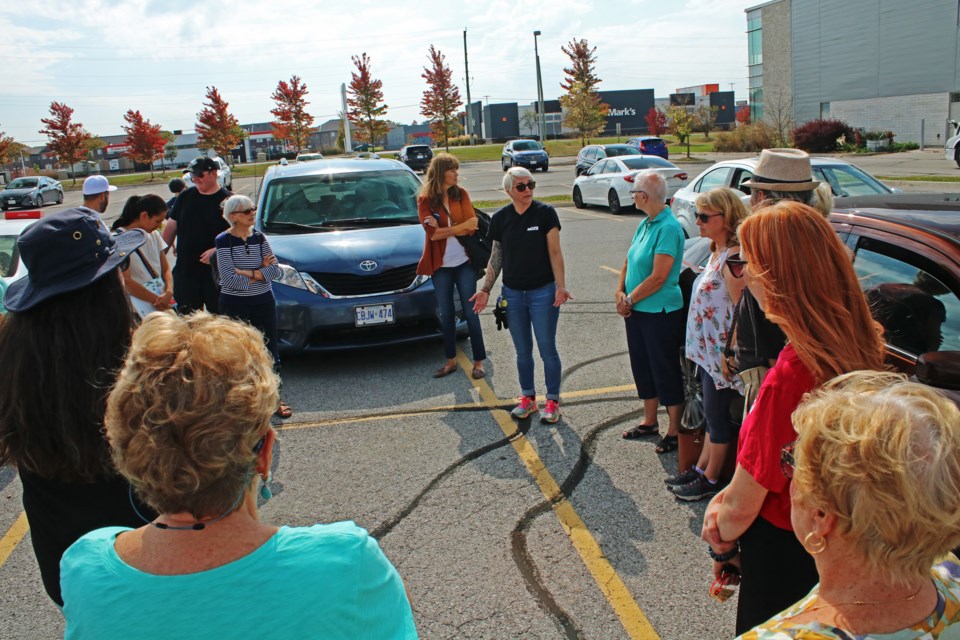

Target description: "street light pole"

left=533, top=30, right=546, bottom=142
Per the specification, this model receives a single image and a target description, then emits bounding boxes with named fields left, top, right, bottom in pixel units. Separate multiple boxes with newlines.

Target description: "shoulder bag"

left=456, top=206, right=493, bottom=280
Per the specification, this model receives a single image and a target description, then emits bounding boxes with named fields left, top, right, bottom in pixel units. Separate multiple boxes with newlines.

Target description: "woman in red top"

left=701, top=201, right=885, bottom=635
left=416, top=153, right=487, bottom=379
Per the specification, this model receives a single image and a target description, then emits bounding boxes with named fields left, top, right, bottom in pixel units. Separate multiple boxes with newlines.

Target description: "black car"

left=398, top=145, right=433, bottom=173
left=680, top=193, right=960, bottom=403
left=501, top=139, right=549, bottom=172
left=574, top=144, right=641, bottom=176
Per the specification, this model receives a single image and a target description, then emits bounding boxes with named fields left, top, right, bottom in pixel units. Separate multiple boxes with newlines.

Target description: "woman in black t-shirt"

left=471, top=168, right=573, bottom=424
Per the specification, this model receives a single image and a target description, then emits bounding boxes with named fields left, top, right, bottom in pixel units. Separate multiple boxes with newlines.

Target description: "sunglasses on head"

left=726, top=255, right=746, bottom=278
left=780, top=441, right=796, bottom=479
left=514, top=181, right=536, bottom=192
left=695, top=211, right=724, bottom=223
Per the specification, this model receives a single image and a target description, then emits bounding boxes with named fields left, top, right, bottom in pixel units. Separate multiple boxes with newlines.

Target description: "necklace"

left=787, top=582, right=926, bottom=619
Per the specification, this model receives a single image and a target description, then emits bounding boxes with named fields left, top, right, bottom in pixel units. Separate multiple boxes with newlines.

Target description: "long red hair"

left=739, top=201, right=884, bottom=383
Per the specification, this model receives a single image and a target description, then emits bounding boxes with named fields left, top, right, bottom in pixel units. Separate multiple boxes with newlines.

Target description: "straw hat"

left=741, top=148, right=819, bottom=192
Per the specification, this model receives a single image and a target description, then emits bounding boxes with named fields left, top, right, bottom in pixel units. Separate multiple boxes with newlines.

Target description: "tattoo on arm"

left=482, top=241, right=502, bottom=291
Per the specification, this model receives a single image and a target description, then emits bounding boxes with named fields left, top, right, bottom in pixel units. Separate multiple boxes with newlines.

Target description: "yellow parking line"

left=569, top=208, right=626, bottom=221
left=456, top=350, right=659, bottom=639
left=600, top=265, right=621, bottom=275
left=0, top=512, right=29, bottom=569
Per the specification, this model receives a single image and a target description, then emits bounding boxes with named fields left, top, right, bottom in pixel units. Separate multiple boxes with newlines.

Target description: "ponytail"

left=112, top=194, right=167, bottom=231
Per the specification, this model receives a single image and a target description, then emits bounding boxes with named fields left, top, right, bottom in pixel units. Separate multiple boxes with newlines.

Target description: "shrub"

left=792, top=118, right=854, bottom=153
left=713, top=122, right=776, bottom=152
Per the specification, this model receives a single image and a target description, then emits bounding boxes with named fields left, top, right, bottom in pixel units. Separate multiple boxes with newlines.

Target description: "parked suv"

left=398, top=145, right=433, bottom=173
left=501, top=139, right=549, bottom=172
left=574, top=144, right=640, bottom=176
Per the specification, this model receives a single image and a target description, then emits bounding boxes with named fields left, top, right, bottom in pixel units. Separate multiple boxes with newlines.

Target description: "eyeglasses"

left=780, top=441, right=796, bottom=479
left=514, top=181, right=536, bottom=192
left=726, top=255, right=746, bottom=279
left=695, top=212, right=724, bottom=223
left=629, top=189, right=647, bottom=197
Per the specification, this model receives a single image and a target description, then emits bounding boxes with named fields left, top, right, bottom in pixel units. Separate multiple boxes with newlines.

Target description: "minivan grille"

left=309, top=265, right=419, bottom=296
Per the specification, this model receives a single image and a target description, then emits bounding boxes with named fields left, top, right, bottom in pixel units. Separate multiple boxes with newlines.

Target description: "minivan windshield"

left=261, top=170, right=423, bottom=232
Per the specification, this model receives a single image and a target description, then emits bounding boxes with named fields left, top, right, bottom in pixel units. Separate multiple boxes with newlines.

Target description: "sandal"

left=433, top=363, right=458, bottom=378
left=275, top=401, right=293, bottom=419
left=655, top=435, right=679, bottom=454
left=472, top=366, right=486, bottom=379
left=622, top=423, right=659, bottom=439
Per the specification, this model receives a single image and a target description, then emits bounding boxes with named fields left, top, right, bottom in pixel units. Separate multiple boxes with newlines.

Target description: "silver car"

left=670, top=156, right=896, bottom=238
left=572, top=156, right=689, bottom=214
left=0, top=176, right=64, bottom=211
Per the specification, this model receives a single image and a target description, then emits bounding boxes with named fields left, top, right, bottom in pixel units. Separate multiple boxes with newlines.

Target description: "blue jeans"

left=502, top=282, right=561, bottom=401
left=432, top=261, right=486, bottom=361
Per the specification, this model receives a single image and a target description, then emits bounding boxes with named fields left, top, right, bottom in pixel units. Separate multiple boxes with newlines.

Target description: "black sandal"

left=655, top=435, right=679, bottom=454
left=622, top=424, right=659, bottom=439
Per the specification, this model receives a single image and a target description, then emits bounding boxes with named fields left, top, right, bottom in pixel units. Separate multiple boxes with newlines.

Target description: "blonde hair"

left=792, top=370, right=960, bottom=584
left=739, top=200, right=884, bottom=382
left=695, top=187, right=751, bottom=250
left=105, top=312, right=279, bottom=518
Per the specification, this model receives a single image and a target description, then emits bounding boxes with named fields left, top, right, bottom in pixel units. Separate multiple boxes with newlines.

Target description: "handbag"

left=456, top=207, right=493, bottom=280
left=679, top=349, right=707, bottom=435
left=129, top=249, right=173, bottom=319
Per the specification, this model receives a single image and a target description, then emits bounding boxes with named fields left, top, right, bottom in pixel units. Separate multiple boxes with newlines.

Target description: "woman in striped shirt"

left=216, top=195, right=292, bottom=418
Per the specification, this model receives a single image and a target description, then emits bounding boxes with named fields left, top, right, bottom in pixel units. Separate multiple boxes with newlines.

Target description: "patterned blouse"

left=737, top=556, right=960, bottom=639
left=684, top=246, right=742, bottom=391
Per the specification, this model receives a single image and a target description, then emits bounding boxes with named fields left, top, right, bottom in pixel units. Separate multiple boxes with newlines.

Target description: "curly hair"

left=738, top=200, right=884, bottom=383
left=695, top=187, right=751, bottom=251
left=418, top=152, right=462, bottom=210
left=105, top=312, right=279, bottom=518
left=792, top=370, right=960, bottom=585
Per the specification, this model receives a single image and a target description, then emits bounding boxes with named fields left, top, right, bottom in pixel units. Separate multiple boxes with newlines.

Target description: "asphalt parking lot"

left=0, top=149, right=957, bottom=638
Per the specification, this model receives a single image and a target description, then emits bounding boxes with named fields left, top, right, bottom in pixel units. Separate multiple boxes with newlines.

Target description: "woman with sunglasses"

left=60, top=312, right=417, bottom=638
left=701, top=201, right=884, bottom=635
left=215, top=194, right=292, bottom=419
left=670, top=188, right=750, bottom=501
left=617, top=170, right=686, bottom=453
left=471, top=167, right=572, bottom=424
left=416, top=152, right=487, bottom=379
left=740, top=370, right=960, bottom=639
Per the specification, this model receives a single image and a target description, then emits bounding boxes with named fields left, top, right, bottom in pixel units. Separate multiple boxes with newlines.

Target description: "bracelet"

left=481, top=288, right=490, bottom=295
left=707, top=544, right=740, bottom=563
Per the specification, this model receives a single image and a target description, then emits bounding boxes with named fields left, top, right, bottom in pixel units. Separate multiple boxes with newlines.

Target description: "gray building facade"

left=747, top=0, right=960, bottom=144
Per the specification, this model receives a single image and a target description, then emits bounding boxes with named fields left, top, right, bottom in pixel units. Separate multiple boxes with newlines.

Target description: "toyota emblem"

left=359, top=259, right=378, bottom=272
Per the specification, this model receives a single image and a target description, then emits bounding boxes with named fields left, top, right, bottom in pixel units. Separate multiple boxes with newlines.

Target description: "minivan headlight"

left=273, top=263, right=325, bottom=296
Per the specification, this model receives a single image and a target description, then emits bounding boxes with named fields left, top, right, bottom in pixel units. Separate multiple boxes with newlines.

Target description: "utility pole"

left=463, top=28, right=474, bottom=145
left=340, top=83, right=352, bottom=152
left=533, top=31, right=546, bottom=143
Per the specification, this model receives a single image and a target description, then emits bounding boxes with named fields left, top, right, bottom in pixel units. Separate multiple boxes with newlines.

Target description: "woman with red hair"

left=701, top=200, right=885, bottom=635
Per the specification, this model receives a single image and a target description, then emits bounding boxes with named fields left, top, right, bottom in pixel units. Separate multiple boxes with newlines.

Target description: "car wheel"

left=56, top=190, right=64, bottom=204
left=36, top=194, right=44, bottom=207
left=955, top=147, right=960, bottom=169
left=541, top=165, right=549, bottom=172
left=608, top=190, right=623, bottom=215
left=573, top=186, right=586, bottom=209
left=502, top=159, right=509, bottom=172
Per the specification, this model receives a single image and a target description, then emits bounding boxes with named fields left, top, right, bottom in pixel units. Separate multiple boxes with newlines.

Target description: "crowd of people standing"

left=0, top=147, right=958, bottom=638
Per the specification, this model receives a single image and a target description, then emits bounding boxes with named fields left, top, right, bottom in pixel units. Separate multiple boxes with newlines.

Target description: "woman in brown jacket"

left=416, top=153, right=487, bottom=379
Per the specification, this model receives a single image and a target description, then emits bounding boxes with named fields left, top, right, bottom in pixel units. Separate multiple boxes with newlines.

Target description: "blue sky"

left=1, top=0, right=757, bottom=145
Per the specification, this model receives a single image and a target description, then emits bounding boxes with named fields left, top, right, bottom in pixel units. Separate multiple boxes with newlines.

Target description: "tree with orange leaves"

left=122, top=110, right=166, bottom=178
left=420, top=45, right=462, bottom=151
left=39, top=102, right=93, bottom=184
left=271, top=75, right=315, bottom=153
left=196, top=86, right=244, bottom=158
left=347, top=53, right=389, bottom=149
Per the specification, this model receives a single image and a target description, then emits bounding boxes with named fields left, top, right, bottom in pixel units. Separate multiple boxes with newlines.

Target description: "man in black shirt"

left=162, top=156, right=230, bottom=314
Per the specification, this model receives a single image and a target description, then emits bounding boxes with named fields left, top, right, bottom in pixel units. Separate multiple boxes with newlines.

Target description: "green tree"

left=270, top=75, right=315, bottom=153
left=667, top=106, right=695, bottom=158
left=559, top=39, right=608, bottom=146
left=347, top=53, right=389, bottom=149
left=160, top=131, right=176, bottom=174
left=39, top=102, right=93, bottom=184
left=196, top=86, right=245, bottom=158
left=420, top=45, right=463, bottom=151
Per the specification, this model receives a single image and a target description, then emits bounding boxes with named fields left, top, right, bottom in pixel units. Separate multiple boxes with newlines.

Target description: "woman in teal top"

left=616, top=171, right=686, bottom=453
left=60, top=312, right=417, bottom=639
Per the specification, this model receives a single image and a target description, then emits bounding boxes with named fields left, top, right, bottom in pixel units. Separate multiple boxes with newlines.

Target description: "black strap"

left=134, top=248, right=159, bottom=280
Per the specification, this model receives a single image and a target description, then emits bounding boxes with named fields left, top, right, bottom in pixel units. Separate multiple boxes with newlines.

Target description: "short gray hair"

left=635, top=170, right=667, bottom=204
left=222, top=195, right=255, bottom=225
left=503, top=167, right=534, bottom=192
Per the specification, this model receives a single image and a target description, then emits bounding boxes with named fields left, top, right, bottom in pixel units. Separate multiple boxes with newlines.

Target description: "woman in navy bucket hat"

left=0, top=208, right=156, bottom=606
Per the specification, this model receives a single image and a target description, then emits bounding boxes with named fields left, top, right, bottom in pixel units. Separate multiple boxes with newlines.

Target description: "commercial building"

left=747, top=0, right=960, bottom=144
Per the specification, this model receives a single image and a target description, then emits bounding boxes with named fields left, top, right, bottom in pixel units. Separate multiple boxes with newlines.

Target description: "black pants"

left=736, top=516, right=819, bottom=635
left=219, top=297, right=280, bottom=373
left=173, top=266, right=220, bottom=315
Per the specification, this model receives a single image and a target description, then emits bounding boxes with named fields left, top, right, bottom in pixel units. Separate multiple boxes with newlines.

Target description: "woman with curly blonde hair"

left=740, top=370, right=960, bottom=638
left=59, top=313, right=417, bottom=639
left=702, top=200, right=885, bottom=634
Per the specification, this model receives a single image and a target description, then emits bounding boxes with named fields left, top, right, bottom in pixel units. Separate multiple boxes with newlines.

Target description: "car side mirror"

left=916, top=351, right=960, bottom=390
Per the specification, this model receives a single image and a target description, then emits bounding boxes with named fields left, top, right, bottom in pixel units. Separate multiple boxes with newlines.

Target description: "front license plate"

left=530, top=160, right=538, bottom=165
left=355, top=303, right=395, bottom=326
left=7, top=199, right=15, bottom=204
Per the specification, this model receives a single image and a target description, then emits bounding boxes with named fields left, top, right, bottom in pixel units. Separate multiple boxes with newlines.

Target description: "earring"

left=803, top=531, right=827, bottom=555
left=259, top=473, right=273, bottom=502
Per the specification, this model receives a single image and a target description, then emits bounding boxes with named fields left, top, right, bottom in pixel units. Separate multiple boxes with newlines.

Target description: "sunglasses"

left=233, top=208, right=256, bottom=215
left=780, top=441, right=796, bottom=479
left=514, top=181, right=536, bottom=192
left=726, top=255, right=746, bottom=279
left=695, top=211, right=724, bottom=223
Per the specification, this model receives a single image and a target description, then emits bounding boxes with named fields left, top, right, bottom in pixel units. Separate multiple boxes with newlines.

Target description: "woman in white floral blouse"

left=669, top=188, right=750, bottom=501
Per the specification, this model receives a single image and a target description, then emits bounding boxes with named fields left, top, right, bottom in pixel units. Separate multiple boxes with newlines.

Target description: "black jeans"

left=173, top=266, right=220, bottom=315
left=219, top=297, right=280, bottom=373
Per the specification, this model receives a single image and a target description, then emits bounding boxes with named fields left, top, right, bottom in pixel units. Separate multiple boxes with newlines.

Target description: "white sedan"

left=572, top=156, right=689, bottom=215
left=181, top=155, right=233, bottom=191
left=1, top=209, right=42, bottom=290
